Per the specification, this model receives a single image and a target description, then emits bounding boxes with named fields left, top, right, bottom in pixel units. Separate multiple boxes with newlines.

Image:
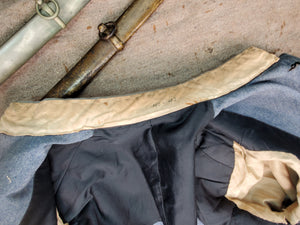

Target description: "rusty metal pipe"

left=43, top=0, right=164, bottom=99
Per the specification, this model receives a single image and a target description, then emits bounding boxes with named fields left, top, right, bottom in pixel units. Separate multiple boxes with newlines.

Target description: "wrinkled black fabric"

left=195, top=129, right=235, bottom=225
left=21, top=102, right=300, bottom=225
left=202, top=111, right=300, bottom=225
left=48, top=102, right=214, bottom=225
left=19, top=157, right=57, bottom=225
left=209, top=111, right=300, bottom=156
left=230, top=207, right=284, bottom=225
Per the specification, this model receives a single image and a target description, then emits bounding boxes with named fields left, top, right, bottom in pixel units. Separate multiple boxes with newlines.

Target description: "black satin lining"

left=195, top=128, right=235, bottom=225
left=204, top=111, right=300, bottom=225
left=48, top=102, right=214, bottom=225
left=21, top=105, right=300, bottom=225
left=19, top=157, right=57, bottom=225
left=208, top=111, right=300, bottom=157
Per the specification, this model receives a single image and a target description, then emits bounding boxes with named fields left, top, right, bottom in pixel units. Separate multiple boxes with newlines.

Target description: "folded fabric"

left=212, top=54, right=300, bottom=137
left=1, top=47, right=299, bottom=225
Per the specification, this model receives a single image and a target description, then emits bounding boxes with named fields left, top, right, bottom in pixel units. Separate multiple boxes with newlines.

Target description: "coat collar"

left=0, top=47, right=279, bottom=136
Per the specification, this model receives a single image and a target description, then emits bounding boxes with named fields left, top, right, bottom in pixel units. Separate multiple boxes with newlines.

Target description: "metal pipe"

left=0, top=0, right=91, bottom=85
left=43, top=0, right=164, bottom=98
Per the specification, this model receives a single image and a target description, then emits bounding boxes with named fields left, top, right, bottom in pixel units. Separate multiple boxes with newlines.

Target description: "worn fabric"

left=212, top=54, right=300, bottom=137
left=198, top=111, right=300, bottom=225
left=19, top=157, right=57, bottom=225
left=1, top=0, right=300, bottom=118
left=48, top=103, right=213, bottom=225
left=228, top=142, right=300, bottom=224
left=207, top=111, right=300, bottom=224
left=0, top=131, right=93, bottom=225
left=0, top=50, right=300, bottom=225
left=20, top=107, right=300, bottom=225
left=0, top=47, right=278, bottom=136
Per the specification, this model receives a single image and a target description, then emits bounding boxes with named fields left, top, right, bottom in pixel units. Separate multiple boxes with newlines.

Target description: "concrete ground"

left=0, top=0, right=299, bottom=117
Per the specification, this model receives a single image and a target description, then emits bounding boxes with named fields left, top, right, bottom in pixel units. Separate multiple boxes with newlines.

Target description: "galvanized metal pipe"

left=0, top=0, right=91, bottom=85
left=43, top=0, right=164, bottom=98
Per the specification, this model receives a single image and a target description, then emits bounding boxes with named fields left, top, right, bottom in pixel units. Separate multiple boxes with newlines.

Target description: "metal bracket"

left=98, top=22, right=124, bottom=50
left=289, top=62, right=300, bottom=71
left=35, top=0, right=66, bottom=28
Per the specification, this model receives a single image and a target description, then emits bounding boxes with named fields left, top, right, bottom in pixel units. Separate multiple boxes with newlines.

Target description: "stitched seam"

left=148, top=119, right=169, bottom=225
left=200, top=149, right=233, bottom=169
left=50, top=141, right=83, bottom=194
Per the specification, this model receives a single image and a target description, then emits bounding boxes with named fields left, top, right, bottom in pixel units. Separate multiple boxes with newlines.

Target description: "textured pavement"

left=0, top=0, right=299, bottom=116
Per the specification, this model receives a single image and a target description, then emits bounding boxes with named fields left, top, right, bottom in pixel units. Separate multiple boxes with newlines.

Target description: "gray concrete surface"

left=0, top=0, right=299, bottom=117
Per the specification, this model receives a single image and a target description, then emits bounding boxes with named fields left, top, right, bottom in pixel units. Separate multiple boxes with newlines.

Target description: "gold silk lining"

left=0, top=47, right=279, bottom=136
left=57, top=210, right=67, bottom=225
left=226, top=142, right=300, bottom=225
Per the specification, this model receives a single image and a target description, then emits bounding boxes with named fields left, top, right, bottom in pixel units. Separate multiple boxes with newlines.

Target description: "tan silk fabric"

left=0, top=47, right=278, bottom=136
left=226, top=142, right=300, bottom=225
